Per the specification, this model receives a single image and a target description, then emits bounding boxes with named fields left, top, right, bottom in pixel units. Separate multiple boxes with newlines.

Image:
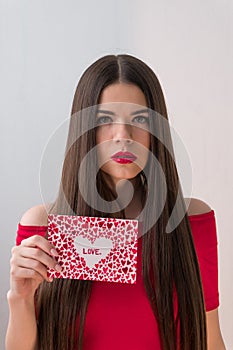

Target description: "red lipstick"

left=111, top=151, right=137, bottom=164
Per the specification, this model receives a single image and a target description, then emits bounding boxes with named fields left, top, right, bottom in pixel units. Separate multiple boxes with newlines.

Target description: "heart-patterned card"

left=47, top=214, right=138, bottom=284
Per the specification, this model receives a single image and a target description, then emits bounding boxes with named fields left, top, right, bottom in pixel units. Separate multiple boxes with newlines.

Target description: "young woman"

left=6, top=54, right=226, bottom=350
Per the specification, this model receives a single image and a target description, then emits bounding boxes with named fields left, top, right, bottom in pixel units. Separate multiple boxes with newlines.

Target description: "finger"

left=10, top=264, right=48, bottom=283
left=12, top=247, right=62, bottom=273
left=11, top=255, right=58, bottom=282
left=20, top=235, right=59, bottom=257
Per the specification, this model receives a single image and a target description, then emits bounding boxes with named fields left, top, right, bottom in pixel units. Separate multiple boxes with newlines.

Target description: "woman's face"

left=96, top=83, right=150, bottom=184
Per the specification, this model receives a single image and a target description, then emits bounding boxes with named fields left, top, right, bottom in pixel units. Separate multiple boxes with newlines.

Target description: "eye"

left=96, top=116, right=113, bottom=125
left=132, top=115, right=149, bottom=124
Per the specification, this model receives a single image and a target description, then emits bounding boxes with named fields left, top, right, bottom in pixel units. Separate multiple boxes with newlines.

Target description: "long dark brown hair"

left=36, top=54, right=207, bottom=349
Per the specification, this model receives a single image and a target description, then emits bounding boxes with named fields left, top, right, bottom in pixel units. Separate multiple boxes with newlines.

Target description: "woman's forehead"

left=97, top=102, right=149, bottom=116
left=98, top=82, right=148, bottom=106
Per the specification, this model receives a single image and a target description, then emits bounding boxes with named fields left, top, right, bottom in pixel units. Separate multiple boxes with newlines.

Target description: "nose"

left=112, top=122, right=133, bottom=145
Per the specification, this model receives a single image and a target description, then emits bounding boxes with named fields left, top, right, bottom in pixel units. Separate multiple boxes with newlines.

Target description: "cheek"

left=136, top=130, right=150, bottom=149
left=96, top=127, right=111, bottom=145
left=145, top=134, right=150, bottom=149
left=138, top=131, right=150, bottom=164
left=144, top=130, right=150, bottom=149
left=96, top=141, right=112, bottom=167
left=95, top=131, right=102, bottom=145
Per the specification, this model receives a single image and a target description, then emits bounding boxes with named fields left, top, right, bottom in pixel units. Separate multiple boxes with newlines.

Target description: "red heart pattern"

left=47, top=214, right=138, bottom=284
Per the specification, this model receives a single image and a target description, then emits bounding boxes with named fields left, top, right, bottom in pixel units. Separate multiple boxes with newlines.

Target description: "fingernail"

left=48, top=277, right=53, bottom=282
left=55, top=264, right=62, bottom=272
left=50, top=248, right=59, bottom=256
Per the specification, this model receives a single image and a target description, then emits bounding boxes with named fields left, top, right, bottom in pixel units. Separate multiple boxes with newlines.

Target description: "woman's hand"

left=9, top=235, right=61, bottom=299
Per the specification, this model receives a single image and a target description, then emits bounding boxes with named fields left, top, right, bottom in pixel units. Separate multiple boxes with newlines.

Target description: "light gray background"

left=1, top=1, right=232, bottom=348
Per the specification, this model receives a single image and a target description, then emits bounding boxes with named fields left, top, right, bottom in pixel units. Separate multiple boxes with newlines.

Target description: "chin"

left=102, top=167, right=142, bottom=183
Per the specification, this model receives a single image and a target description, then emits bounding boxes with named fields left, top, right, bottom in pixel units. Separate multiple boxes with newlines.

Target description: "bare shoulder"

left=19, top=203, right=52, bottom=226
left=184, top=197, right=212, bottom=216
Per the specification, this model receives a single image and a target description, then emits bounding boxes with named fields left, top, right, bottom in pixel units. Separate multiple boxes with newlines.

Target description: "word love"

left=74, top=236, right=113, bottom=269
left=83, top=248, right=101, bottom=255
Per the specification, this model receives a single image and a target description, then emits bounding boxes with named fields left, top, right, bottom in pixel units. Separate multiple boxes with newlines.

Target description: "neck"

left=101, top=173, right=143, bottom=219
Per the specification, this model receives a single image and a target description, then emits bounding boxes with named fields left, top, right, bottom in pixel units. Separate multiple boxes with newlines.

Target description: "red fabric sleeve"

left=16, top=223, right=48, bottom=246
left=189, top=210, right=219, bottom=312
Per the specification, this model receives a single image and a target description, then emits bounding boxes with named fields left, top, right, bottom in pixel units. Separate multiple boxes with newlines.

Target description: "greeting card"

left=47, top=214, right=138, bottom=284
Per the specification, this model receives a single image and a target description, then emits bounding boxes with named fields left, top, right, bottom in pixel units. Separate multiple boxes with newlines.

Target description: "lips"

left=111, top=151, right=137, bottom=164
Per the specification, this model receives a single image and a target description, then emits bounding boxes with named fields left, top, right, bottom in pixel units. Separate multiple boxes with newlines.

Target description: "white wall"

left=1, top=0, right=232, bottom=348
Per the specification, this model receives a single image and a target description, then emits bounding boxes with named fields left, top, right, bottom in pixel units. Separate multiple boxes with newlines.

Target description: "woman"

left=6, top=54, right=226, bottom=349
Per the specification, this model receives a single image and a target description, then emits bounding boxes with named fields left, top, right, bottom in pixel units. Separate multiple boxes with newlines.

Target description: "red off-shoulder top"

left=16, top=210, right=219, bottom=349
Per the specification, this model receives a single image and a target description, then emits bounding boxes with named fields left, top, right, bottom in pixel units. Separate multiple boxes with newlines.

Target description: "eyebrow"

left=96, top=108, right=149, bottom=116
